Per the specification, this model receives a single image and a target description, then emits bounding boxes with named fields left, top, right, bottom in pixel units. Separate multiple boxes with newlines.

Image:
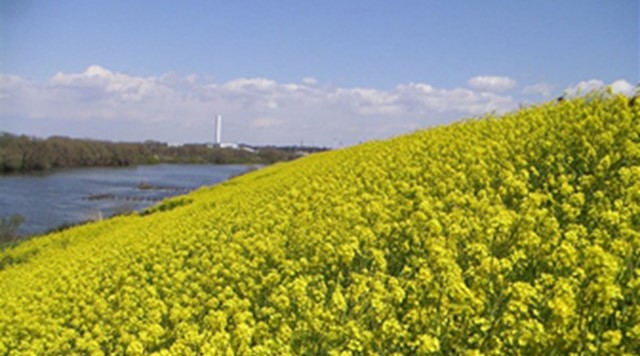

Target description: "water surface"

left=0, top=164, right=252, bottom=236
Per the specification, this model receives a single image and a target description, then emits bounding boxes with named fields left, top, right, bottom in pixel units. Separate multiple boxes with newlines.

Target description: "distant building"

left=215, top=114, right=222, bottom=145
left=211, top=114, right=239, bottom=149
left=239, top=145, right=256, bottom=153
left=219, top=143, right=239, bottom=149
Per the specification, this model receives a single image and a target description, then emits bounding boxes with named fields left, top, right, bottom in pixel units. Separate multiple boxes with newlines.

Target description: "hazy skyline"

left=1, top=1, right=637, bottom=146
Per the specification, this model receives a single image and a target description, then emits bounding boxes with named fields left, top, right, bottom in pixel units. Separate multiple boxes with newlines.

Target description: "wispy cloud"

left=1, top=65, right=518, bottom=145
left=251, top=117, right=285, bottom=128
left=523, top=82, right=554, bottom=97
left=468, top=76, right=517, bottom=93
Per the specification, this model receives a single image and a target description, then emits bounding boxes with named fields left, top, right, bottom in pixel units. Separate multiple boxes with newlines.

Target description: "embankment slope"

left=1, top=94, right=639, bottom=354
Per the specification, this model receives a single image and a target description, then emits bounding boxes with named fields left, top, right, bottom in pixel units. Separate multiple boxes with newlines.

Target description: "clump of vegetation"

left=0, top=94, right=638, bottom=354
left=0, top=214, right=24, bottom=244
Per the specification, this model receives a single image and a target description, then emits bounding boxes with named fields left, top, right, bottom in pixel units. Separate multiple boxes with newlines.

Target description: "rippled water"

left=0, top=164, right=253, bottom=236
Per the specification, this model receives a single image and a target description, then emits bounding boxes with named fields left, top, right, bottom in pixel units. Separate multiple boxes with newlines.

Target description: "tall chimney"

left=215, top=114, right=222, bottom=145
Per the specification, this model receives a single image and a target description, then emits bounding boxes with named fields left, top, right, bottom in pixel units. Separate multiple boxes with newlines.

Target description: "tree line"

left=0, top=132, right=306, bottom=174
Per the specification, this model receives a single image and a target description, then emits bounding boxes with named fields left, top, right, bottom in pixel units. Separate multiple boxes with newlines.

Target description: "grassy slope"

left=1, top=95, right=639, bottom=354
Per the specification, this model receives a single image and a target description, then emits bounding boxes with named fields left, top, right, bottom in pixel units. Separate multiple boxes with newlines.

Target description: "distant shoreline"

left=0, top=132, right=329, bottom=175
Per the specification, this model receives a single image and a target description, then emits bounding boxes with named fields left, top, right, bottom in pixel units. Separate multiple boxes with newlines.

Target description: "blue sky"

left=1, top=1, right=638, bottom=146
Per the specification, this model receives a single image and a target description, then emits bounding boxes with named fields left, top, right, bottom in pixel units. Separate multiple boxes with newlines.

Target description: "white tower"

left=215, top=114, right=222, bottom=145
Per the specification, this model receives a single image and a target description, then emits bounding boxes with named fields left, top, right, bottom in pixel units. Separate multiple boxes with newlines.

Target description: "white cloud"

left=564, top=79, right=636, bottom=97
left=395, top=83, right=514, bottom=114
left=468, top=76, right=517, bottom=92
left=611, top=80, right=636, bottom=96
left=224, top=78, right=278, bottom=92
left=48, top=65, right=168, bottom=102
left=1, top=65, right=518, bottom=146
left=564, top=79, right=605, bottom=96
left=334, top=87, right=403, bottom=116
left=523, top=82, right=554, bottom=97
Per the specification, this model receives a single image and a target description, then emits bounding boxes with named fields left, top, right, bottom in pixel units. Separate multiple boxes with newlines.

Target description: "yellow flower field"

left=1, top=94, right=639, bottom=354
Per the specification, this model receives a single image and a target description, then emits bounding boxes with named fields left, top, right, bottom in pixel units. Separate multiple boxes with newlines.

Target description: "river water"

left=0, top=164, right=253, bottom=236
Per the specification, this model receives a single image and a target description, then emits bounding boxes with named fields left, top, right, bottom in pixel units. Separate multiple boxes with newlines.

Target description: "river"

left=0, top=164, right=254, bottom=236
